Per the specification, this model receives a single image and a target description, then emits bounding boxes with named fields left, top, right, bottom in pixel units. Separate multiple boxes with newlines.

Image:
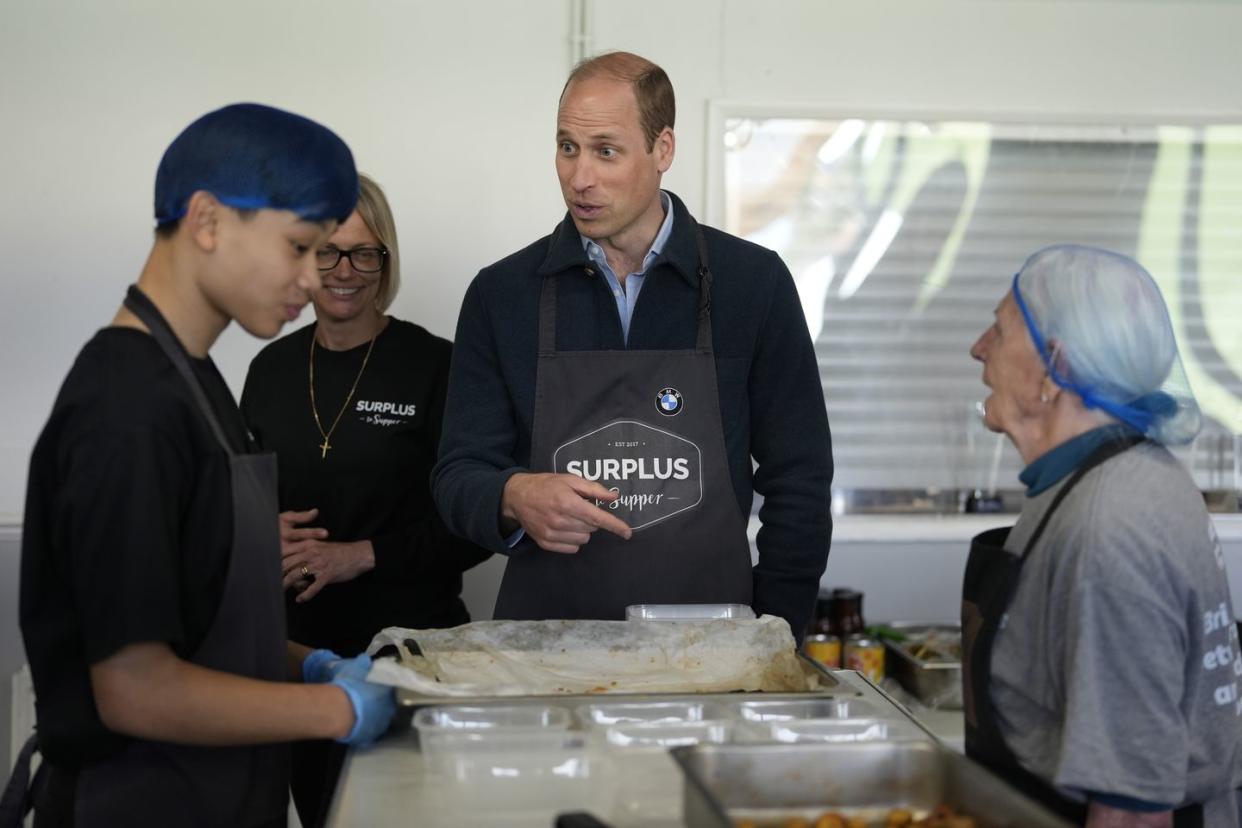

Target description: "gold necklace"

left=309, top=327, right=377, bottom=459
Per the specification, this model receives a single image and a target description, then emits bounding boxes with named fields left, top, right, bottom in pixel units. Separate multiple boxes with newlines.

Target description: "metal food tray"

left=883, top=622, right=963, bottom=710
left=626, top=603, right=757, bottom=620
left=393, top=652, right=841, bottom=708
left=672, top=741, right=1074, bottom=828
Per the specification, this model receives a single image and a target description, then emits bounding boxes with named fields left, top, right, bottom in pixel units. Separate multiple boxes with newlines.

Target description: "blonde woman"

left=241, top=173, right=489, bottom=827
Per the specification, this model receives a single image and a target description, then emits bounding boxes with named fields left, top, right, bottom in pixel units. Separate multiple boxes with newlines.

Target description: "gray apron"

left=494, top=224, right=754, bottom=620
left=62, top=287, right=290, bottom=826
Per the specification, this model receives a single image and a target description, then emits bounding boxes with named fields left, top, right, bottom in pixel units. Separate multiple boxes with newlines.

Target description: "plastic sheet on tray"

left=365, top=616, right=811, bottom=697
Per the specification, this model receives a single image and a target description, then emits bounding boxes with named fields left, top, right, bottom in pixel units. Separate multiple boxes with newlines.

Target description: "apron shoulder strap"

left=123, top=285, right=237, bottom=457
left=1018, top=434, right=1144, bottom=560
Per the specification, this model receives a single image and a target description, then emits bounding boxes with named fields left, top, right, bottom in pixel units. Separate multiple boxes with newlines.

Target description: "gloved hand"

left=302, top=648, right=345, bottom=683
left=329, top=654, right=397, bottom=746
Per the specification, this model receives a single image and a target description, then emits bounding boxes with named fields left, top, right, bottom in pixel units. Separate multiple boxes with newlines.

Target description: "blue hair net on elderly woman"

left=1010, top=243, right=1202, bottom=445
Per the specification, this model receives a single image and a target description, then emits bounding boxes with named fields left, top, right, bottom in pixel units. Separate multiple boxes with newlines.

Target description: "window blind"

left=723, top=119, right=1242, bottom=496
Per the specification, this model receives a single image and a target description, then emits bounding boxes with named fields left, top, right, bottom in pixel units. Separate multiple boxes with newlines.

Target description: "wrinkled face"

left=555, top=75, right=672, bottom=243
left=969, top=293, right=1048, bottom=436
left=203, top=208, right=331, bottom=339
left=313, top=210, right=385, bottom=326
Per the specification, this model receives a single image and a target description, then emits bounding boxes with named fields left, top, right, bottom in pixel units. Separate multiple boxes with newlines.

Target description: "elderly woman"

left=240, top=173, right=490, bottom=826
left=964, top=245, right=1241, bottom=827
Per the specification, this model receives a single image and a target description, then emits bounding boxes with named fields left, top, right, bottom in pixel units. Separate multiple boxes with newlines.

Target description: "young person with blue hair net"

left=965, top=244, right=1242, bottom=827
left=4, top=104, right=396, bottom=828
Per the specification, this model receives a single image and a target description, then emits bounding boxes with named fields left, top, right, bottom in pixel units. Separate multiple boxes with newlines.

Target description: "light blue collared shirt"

left=505, top=192, right=675, bottom=549
left=580, top=190, right=675, bottom=343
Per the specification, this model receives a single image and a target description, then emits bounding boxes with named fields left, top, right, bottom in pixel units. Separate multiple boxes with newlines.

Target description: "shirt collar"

left=1019, top=423, right=1138, bottom=496
left=579, top=191, right=674, bottom=277
left=537, top=190, right=703, bottom=288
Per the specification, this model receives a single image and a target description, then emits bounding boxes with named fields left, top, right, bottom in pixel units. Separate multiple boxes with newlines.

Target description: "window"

left=711, top=111, right=1242, bottom=503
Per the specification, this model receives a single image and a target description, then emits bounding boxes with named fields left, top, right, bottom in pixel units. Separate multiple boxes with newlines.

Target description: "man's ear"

left=654, top=127, right=675, bottom=174
left=183, top=191, right=221, bottom=253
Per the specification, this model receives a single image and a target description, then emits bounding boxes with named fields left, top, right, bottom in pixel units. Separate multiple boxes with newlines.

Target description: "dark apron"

left=494, top=223, right=753, bottom=620
left=0, top=286, right=290, bottom=828
left=962, top=434, right=1203, bottom=827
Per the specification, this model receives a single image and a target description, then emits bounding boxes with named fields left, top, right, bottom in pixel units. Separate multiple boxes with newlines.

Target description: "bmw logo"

left=655, top=387, right=683, bottom=416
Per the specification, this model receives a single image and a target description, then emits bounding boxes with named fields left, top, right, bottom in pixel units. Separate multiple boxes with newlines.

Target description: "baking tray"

left=392, top=652, right=842, bottom=707
left=883, top=622, right=963, bottom=710
left=672, top=741, right=1074, bottom=828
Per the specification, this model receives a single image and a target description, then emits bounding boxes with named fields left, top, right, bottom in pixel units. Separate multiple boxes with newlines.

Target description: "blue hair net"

left=154, top=103, right=357, bottom=226
left=1011, top=244, right=1201, bottom=445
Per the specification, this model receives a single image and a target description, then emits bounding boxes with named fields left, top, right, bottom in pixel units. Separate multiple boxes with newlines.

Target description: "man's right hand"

left=501, top=473, right=633, bottom=553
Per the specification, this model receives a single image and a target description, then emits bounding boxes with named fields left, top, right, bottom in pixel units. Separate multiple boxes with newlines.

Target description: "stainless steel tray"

left=393, top=652, right=840, bottom=707
left=883, top=622, right=963, bottom=710
left=672, top=741, right=1074, bottom=828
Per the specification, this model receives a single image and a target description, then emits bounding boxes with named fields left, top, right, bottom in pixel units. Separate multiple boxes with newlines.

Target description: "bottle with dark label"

left=829, top=588, right=865, bottom=637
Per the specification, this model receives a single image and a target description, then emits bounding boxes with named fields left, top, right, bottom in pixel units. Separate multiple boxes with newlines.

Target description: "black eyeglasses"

left=316, top=246, right=387, bottom=273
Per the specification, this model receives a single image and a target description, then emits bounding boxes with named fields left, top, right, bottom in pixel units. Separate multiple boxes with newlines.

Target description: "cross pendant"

left=319, top=439, right=331, bottom=459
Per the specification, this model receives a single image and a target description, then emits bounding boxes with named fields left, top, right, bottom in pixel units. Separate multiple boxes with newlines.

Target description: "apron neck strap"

left=1018, top=433, right=1143, bottom=560
left=122, top=285, right=237, bottom=458
left=537, top=223, right=715, bottom=355
left=693, top=223, right=713, bottom=354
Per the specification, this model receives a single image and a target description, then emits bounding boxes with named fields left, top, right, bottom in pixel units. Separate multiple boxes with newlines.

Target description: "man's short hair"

left=562, top=51, right=675, bottom=152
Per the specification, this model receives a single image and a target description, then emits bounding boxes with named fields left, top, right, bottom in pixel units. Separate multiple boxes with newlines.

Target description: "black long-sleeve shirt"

left=431, top=192, right=833, bottom=636
left=242, top=318, right=490, bottom=655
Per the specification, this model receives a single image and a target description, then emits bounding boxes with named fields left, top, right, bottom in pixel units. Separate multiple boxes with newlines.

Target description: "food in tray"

left=733, top=804, right=977, bottom=828
left=898, top=630, right=962, bottom=664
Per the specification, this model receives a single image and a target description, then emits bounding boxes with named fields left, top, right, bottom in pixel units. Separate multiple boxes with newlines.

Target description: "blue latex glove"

left=302, top=648, right=345, bottom=683
left=330, top=654, right=397, bottom=746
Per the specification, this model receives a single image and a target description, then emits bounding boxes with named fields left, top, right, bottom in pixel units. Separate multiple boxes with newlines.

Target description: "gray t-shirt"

left=992, top=441, right=1242, bottom=826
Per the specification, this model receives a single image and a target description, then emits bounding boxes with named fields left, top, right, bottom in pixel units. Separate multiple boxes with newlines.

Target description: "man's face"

left=204, top=207, right=332, bottom=339
left=555, top=76, right=673, bottom=245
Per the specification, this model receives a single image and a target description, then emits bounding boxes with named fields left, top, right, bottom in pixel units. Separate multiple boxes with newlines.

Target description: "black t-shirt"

left=20, top=328, right=248, bottom=766
left=241, top=318, right=490, bottom=655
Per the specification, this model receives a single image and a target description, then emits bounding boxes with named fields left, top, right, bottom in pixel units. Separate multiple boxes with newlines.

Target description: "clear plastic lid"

left=602, top=720, right=735, bottom=751
left=413, top=704, right=571, bottom=732
left=740, top=717, right=919, bottom=744
left=730, top=697, right=877, bottom=722
left=576, top=700, right=725, bottom=728
left=625, top=603, right=756, bottom=620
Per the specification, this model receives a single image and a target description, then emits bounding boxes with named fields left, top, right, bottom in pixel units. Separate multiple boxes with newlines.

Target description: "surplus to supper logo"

left=553, top=419, right=703, bottom=531
left=355, top=399, right=416, bottom=427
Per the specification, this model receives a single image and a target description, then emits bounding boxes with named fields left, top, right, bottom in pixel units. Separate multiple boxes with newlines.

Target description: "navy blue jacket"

left=432, top=192, right=833, bottom=635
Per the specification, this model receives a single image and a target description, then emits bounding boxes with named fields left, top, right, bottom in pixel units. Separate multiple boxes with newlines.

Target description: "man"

left=7, top=104, right=394, bottom=828
left=432, top=52, right=832, bottom=637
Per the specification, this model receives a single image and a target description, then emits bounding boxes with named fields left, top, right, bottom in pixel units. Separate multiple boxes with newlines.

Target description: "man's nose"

left=570, top=157, right=595, bottom=192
